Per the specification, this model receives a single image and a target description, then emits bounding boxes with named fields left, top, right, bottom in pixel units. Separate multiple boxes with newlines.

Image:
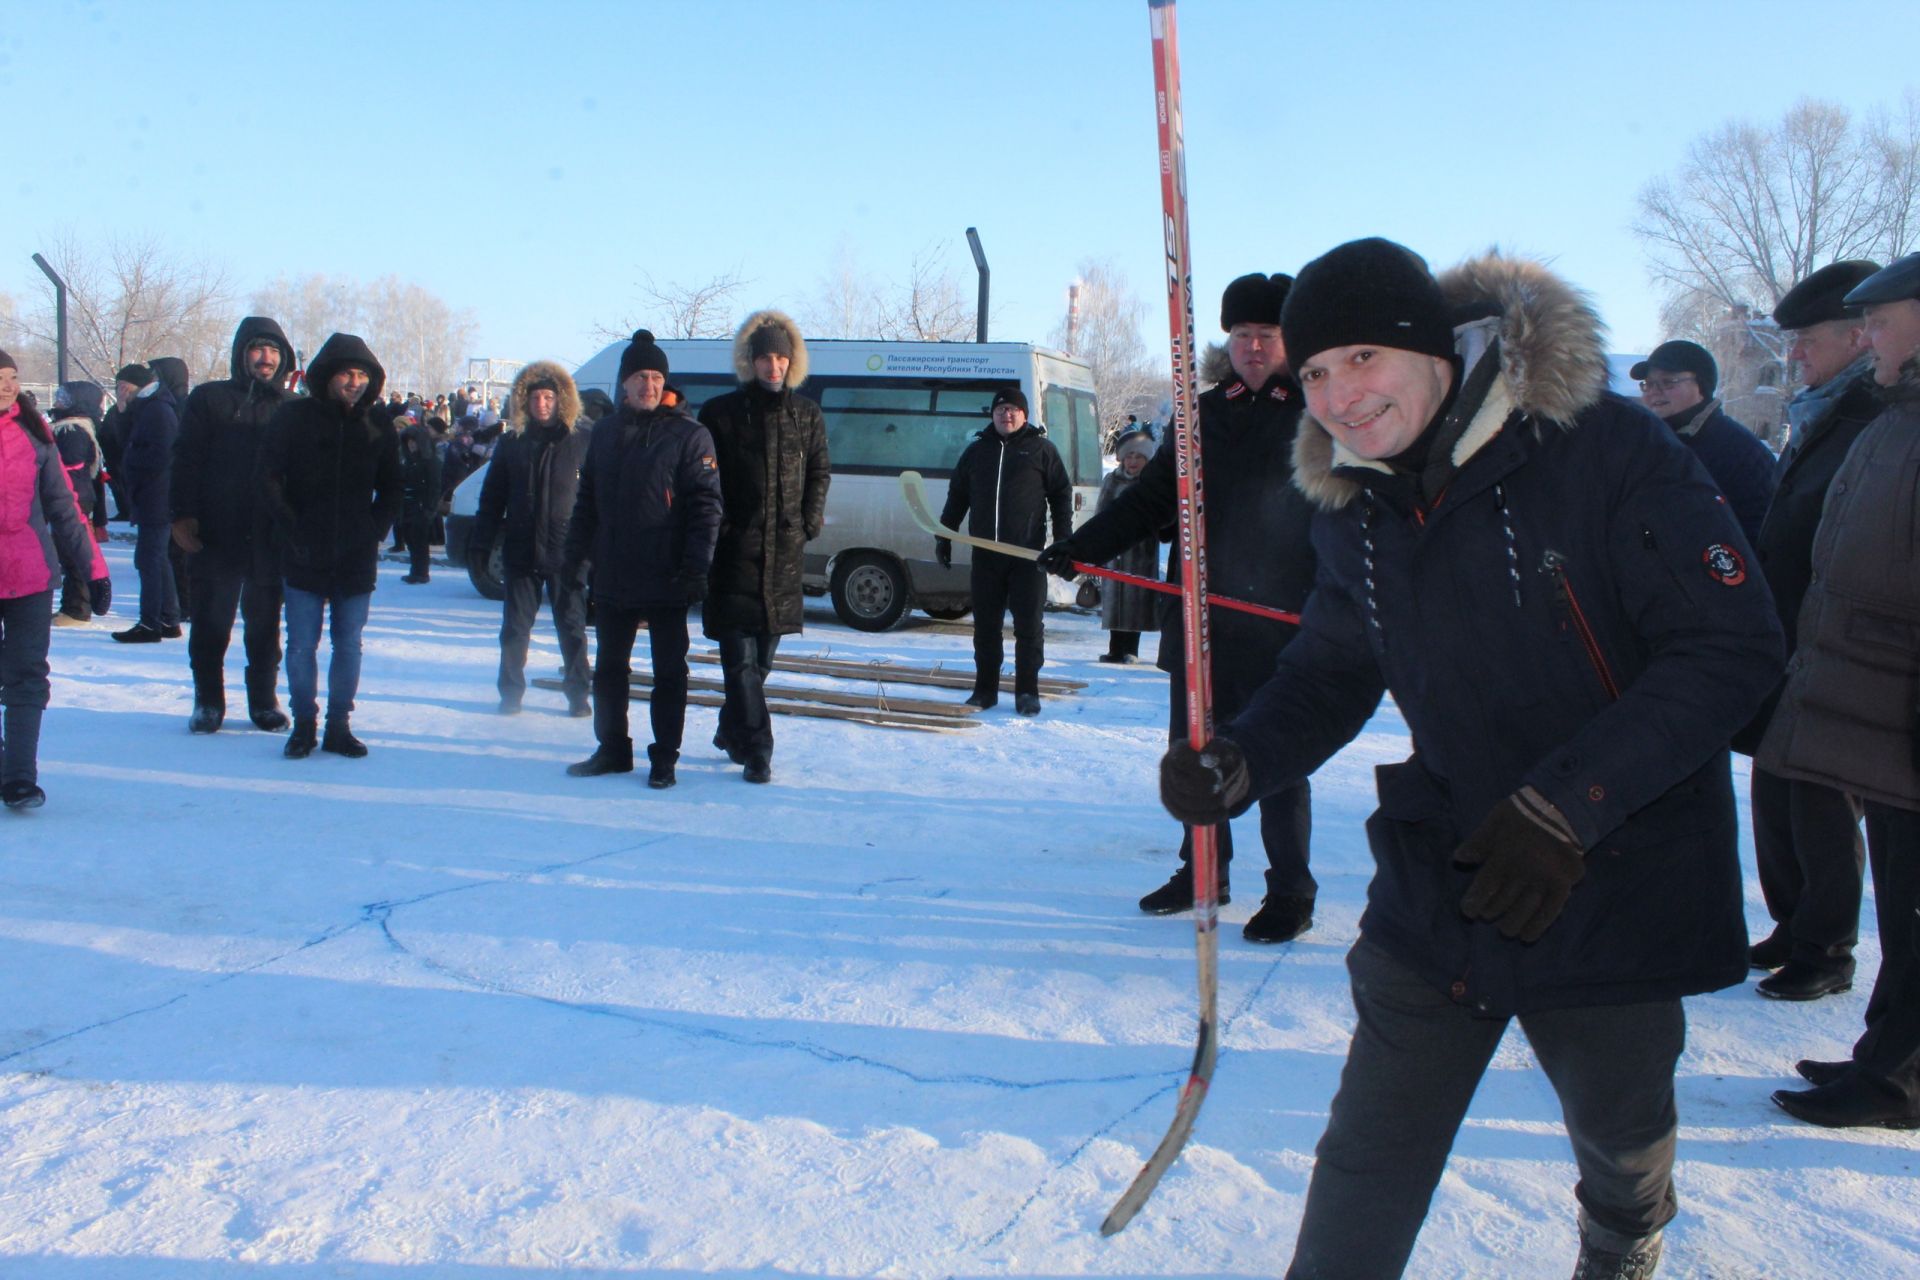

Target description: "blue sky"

left=7, top=0, right=1915, bottom=371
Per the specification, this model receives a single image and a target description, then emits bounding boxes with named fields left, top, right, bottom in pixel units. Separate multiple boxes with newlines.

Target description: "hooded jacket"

left=50, top=382, right=107, bottom=525
left=120, top=356, right=190, bottom=525
left=1225, top=252, right=1783, bottom=1018
left=171, top=317, right=297, bottom=573
left=1759, top=356, right=1920, bottom=812
left=258, top=334, right=401, bottom=598
left=563, top=402, right=723, bottom=611
left=472, top=360, right=591, bottom=578
left=698, top=310, right=831, bottom=636
left=0, top=400, right=96, bottom=600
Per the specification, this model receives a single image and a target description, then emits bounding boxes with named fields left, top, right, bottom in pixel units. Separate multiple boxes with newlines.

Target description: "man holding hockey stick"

left=1160, top=238, right=1782, bottom=1278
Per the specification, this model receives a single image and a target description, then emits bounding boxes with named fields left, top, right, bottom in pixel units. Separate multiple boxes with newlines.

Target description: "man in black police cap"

left=1038, top=272, right=1320, bottom=943
left=1764, top=250, right=1920, bottom=1129
left=1737, top=260, right=1882, bottom=1002
left=1631, top=339, right=1775, bottom=543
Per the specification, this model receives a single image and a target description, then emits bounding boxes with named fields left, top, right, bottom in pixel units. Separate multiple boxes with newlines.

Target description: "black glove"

left=562, top=559, right=585, bottom=588
left=1036, top=540, right=1082, bottom=581
left=1911, top=701, right=1920, bottom=774
left=1159, top=737, right=1252, bottom=826
left=89, top=577, right=113, bottom=617
left=679, top=569, right=709, bottom=604
left=934, top=538, right=952, bottom=570
left=1456, top=790, right=1586, bottom=943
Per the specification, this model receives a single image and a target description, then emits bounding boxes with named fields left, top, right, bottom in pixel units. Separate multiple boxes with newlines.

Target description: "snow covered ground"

left=3, top=543, right=1915, bottom=1279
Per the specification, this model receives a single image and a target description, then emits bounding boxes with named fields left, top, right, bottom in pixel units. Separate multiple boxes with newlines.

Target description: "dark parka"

left=698, top=310, right=831, bottom=637
left=50, top=381, right=107, bottom=527
left=1732, top=356, right=1881, bottom=753
left=563, top=404, right=723, bottom=612
left=397, top=418, right=443, bottom=521
left=1225, top=253, right=1784, bottom=1019
left=1065, top=349, right=1316, bottom=698
left=258, top=334, right=402, bottom=598
left=472, top=359, right=590, bottom=580
left=1665, top=399, right=1776, bottom=545
left=939, top=422, right=1073, bottom=552
left=120, top=357, right=190, bottom=526
left=1760, top=357, right=1920, bottom=813
left=171, top=317, right=297, bottom=577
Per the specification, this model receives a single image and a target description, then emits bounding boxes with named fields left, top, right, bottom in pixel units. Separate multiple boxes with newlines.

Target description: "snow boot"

left=965, top=690, right=998, bottom=710
left=321, top=719, right=368, bottom=758
left=1243, top=894, right=1314, bottom=944
left=567, top=745, right=633, bottom=777
left=1138, top=863, right=1229, bottom=914
left=742, top=752, right=772, bottom=784
left=1015, top=693, right=1042, bottom=716
left=113, top=623, right=165, bottom=644
left=188, top=704, right=224, bottom=734
left=285, top=718, right=318, bottom=759
left=1572, top=1215, right=1663, bottom=1280
left=3, top=781, right=46, bottom=810
left=250, top=706, right=290, bottom=732
left=1796, top=1058, right=1853, bottom=1087
left=647, top=745, right=678, bottom=790
left=712, top=730, right=746, bottom=763
left=566, top=694, right=591, bottom=719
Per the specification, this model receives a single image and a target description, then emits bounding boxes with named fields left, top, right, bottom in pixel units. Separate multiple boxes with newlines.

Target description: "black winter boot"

left=567, top=745, right=633, bottom=777
left=647, top=745, right=678, bottom=789
left=250, top=706, right=290, bottom=732
left=321, top=719, right=368, bottom=758
left=1243, top=894, right=1314, bottom=944
left=1572, top=1221, right=1663, bottom=1280
left=742, top=751, right=772, bottom=784
left=285, top=718, right=318, bottom=759
left=3, top=781, right=46, bottom=810
left=1138, top=863, right=1229, bottom=914
left=189, top=704, right=224, bottom=734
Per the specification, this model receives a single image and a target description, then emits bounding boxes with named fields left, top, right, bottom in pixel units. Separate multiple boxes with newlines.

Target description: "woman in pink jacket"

left=0, top=350, right=100, bottom=809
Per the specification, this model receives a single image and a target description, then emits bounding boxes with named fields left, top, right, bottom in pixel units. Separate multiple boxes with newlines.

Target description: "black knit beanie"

left=1219, top=273, right=1292, bottom=331
left=617, top=329, right=670, bottom=383
left=1282, top=237, right=1455, bottom=367
left=991, top=386, right=1028, bottom=416
left=0, top=349, right=15, bottom=374
left=116, top=363, right=154, bottom=388
left=748, top=323, right=794, bottom=360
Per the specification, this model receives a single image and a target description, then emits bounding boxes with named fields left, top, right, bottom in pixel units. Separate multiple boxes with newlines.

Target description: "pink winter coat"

left=0, top=403, right=97, bottom=600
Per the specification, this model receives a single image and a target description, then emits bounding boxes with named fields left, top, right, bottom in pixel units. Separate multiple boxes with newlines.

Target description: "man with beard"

left=171, top=317, right=298, bottom=733
left=1039, top=274, right=1318, bottom=942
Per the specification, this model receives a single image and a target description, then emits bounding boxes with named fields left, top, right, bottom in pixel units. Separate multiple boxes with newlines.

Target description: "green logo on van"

left=867, top=354, right=885, bottom=370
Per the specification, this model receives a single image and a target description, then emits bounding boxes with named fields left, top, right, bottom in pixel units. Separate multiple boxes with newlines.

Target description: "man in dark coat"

left=698, top=310, right=830, bottom=783
left=114, top=356, right=191, bottom=643
left=939, top=387, right=1072, bottom=717
left=472, top=359, right=592, bottom=716
left=1739, top=261, right=1883, bottom=1001
left=259, top=333, right=401, bottom=760
left=1763, top=252, right=1920, bottom=1130
left=395, top=409, right=442, bottom=583
left=1040, top=273, right=1319, bottom=942
left=1633, top=339, right=1775, bottom=543
left=98, top=363, right=149, bottom=523
left=170, top=317, right=297, bottom=733
left=563, top=330, right=722, bottom=789
left=1161, top=241, right=1782, bottom=1279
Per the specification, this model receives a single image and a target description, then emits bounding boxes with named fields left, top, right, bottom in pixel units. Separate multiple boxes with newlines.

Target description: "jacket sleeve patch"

left=1702, top=543, right=1747, bottom=586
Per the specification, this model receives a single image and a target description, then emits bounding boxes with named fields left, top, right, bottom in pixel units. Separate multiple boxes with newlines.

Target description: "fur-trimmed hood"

left=1200, top=342, right=1232, bottom=388
left=731, top=310, right=809, bottom=390
left=507, top=359, right=582, bottom=432
left=1292, top=251, right=1611, bottom=510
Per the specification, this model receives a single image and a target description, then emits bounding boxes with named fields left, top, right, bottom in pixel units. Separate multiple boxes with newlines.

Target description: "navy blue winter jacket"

left=564, top=404, right=722, bottom=611
left=1668, top=401, right=1775, bottom=546
left=1225, top=254, right=1784, bottom=1019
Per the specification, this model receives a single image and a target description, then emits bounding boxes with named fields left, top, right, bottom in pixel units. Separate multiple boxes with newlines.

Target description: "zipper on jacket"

left=1541, top=548, right=1619, bottom=701
left=992, top=435, right=1006, bottom=542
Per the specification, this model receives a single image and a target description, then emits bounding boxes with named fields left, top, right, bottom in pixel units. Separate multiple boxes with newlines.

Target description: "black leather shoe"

left=188, top=704, right=224, bottom=734
left=1747, top=930, right=1791, bottom=971
left=285, top=718, right=318, bottom=759
left=1773, top=1076, right=1920, bottom=1130
left=1757, top=958, right=1854, bottom=1001
left=743, top=753, right=772, bottom=784
left=1138, top=865, right=1229, bottom=915
left=321, top=721, right=368, bottom=758
left=1796, top=1058, right=1854, bottom=1087
left=1015, top=693, right=1042, bottom=716
left=250, top=706, right=290, bottom=732
left=112, top=623, right=164, bottom=644
left=1243, top=895, right=1314, bottom=944
left=2, top=781, right=46, bottom=810
left=160, top=623, right=183, bottom=639
left=965, top=692, right=998, bottom=710
left=647, top=746, right=678, bottom=790
left=567, top=748, right=633, bottom=777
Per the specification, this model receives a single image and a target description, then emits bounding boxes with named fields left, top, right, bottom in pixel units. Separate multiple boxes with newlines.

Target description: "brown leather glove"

left=1456, top=788, right=1585, bottom=943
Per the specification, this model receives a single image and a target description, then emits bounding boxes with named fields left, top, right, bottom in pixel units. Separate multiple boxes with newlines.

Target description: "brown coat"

left=1759, top=357, right=1920, bottom=811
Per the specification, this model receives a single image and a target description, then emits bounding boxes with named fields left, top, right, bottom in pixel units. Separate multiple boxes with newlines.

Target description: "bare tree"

left=1049, top=258, right=1165, bottom=445
left=21, top=231, right=238, bottom=384
left=251, top=273, right=475, bottom=395
left=801, top=242, right=888, bottom=339
left=594, top=268, right=750, bottom=341
left=250, top=273, right=367, bottom=365
left=0, top=290, right=56, bottom=384
left=800, top=241, right=975, bottom=342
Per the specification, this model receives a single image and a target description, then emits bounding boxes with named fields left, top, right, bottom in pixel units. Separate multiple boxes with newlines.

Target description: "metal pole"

left=965, top=227, right=989, bottom=343
left=31, top=253, right=68, bottom=384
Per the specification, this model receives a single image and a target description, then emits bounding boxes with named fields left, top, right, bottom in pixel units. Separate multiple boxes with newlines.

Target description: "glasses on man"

left=1638, top=374, right=1696, bottom=393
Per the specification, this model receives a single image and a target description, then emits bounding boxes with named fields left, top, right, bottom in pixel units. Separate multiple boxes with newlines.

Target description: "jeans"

left=498, top=571, right=589, bottom=704
left=714, top=629, right=780, bottom=758
left=188, top=559, right=283, bottom=713
left=1287, top=939, right=1683, bottom=1278
left=592, top=605, right=689, bottom=756
left=133, top=521, right=179, bottom=628
left=0, top=591, right=53, bottom=785
left=283, top=587, right=371, bottom=724
left=969, top=550, right=1046, bottom=698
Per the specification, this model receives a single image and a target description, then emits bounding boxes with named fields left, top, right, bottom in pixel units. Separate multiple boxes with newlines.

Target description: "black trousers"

left=1104, top=629, right=1141, bottom=658
left=187, top=558, right=283, bottom=713
left=1168, top=663, right=1316, bottom=899
left=1852, top=801, right=1920, bottom=1105
left=498, top=571, right=589, bottom=704
left=1287, top=940, right=1683, bottom=1279
left=592, top=605, right=688, bottom=757
left=0, top=591, right=53, bottom=786
left=1751, top=764, right=1865, bottom=962
left=133, top=520, right=179, bottom=628
left=714, top=630, right=780, bottom=759
left=399, top=513, right=434, bottom=579
left=969, top=550, right=1046, bottom=698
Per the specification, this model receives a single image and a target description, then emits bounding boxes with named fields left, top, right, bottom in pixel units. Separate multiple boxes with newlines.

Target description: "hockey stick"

left=899, top=470, right=1298, bottom=626
left=1100, top=0, right=1219, bottom=1237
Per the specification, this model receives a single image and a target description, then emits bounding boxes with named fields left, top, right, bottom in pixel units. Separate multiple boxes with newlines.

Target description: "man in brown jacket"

left=1762, top=251, right=1920, bottom=1130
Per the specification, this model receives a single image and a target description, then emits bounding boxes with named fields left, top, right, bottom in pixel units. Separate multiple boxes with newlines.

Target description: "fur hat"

left=1220, top=273, right=1292, bottom=331
left=1630, top=340, right=1718, bottom=398
left=731, top=310, right=810, bottom=388
left=1282, top=238, right=1454, bottom=367
left=617, top=329, right=669, bottom=384
left=1115, top=429, right=1155, bottom=464
left=1775, top=260, right=1881, bottom=330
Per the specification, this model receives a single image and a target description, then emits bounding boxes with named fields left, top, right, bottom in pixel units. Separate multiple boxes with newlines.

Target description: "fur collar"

left=731, top=309, right=810, bottom=390
left=507, top=359, right=583, bottom=433
left=1292, top=251, right=1610, bottom=510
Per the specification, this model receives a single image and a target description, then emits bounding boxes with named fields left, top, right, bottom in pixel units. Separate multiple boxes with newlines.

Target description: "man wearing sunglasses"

left=1632, top=340, right=1774, bottom=542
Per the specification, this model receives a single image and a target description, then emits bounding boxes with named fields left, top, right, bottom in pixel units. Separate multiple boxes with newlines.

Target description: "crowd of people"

left=5, top=238, right=1920, bottom=1279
